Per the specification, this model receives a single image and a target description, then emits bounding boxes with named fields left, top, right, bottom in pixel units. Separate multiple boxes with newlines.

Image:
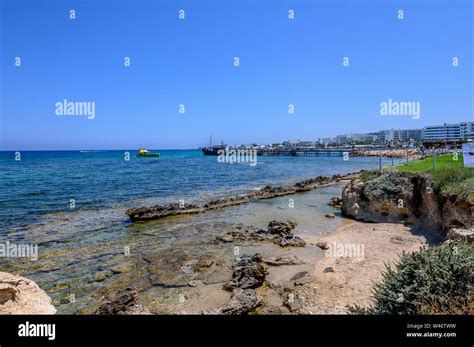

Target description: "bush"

left=434, top=167, right=474, bottom=204
left=348, top=240, right=473, bottom=314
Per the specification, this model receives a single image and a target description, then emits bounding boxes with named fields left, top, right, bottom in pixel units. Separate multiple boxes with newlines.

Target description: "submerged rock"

left=0, top=272, right=56, bottom=314
left=329, top=196, right=343, bottom=208
left=94, top=288, right=151, bottom=315
left=126, top=203, right=203, bottom=222
left=263, top=254, right=304, bottom=266
left=193, top=255, right=214, bottom=271
left=188, top=280, right=205, bottom=287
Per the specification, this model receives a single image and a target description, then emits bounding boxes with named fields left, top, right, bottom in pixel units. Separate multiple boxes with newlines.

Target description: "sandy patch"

left=296, top=221, right=428, bottom=314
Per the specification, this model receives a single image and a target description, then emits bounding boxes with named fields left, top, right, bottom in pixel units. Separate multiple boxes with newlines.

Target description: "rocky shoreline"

left=351, top=148, right=420, bottom=159
left=126, top=173, right=358, bottom=222
left=2, top=167, right=472, bottom=315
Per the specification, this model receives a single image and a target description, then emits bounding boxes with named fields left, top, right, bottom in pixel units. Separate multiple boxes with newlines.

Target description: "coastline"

left=2, top=157, right=470, bottom=315
left=126, top=172, right=359, bottom=222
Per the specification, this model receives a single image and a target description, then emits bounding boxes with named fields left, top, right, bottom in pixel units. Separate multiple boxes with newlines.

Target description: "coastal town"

left=219, top=121, right=474, bottom=156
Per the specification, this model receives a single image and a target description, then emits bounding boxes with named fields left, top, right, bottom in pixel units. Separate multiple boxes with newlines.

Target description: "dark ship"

left=201, top=135, right=226, bottom=156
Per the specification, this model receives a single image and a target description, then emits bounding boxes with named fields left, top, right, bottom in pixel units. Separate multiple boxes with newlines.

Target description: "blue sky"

left=1, top=0, right=472, bottom=150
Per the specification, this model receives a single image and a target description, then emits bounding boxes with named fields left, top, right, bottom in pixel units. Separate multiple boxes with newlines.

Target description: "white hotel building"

left=422, top=122, right=474, bottom=142
left=377, top=122, right=473, bottom=143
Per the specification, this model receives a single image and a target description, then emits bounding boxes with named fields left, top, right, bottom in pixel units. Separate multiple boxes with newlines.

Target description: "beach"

left=298, top=222, right=429, bottom=314
left=3, top=150, right=467, bottom=314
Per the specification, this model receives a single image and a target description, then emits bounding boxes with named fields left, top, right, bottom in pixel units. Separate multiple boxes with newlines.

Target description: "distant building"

left=378, top=129, right=422, bottom=143
left=461, top=122, right=474, bottom=140
left=298, top=141, right=315, bottom=147
left=378, top=129, right=394, bottom=142
left=422, top=122, right=473, bottom=142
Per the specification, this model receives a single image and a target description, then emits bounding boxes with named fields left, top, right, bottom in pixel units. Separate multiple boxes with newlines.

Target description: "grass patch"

left=397, top=154, right=465, bottom=172
left=397, top=154, right=474, bottom=203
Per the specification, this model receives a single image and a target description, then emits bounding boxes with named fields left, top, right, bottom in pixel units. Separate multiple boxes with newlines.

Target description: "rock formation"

left=0, top=272, right=56, bottom=314
left=341, top=171, right=473, bottom=233
left=126, top=173, right=356, bottom=222
left=223, top=254, right=268, bottom=290
left=216, top=220, right=306, bottom=248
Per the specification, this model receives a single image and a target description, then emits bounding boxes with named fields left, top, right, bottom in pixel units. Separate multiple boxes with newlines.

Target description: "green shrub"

left=348, top=240, right=473, bottom=314
left=434, top=167, right=474, bottom=203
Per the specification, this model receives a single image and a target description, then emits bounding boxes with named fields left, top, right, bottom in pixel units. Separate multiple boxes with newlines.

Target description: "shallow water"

left=0, top=151, right=397, bottom=313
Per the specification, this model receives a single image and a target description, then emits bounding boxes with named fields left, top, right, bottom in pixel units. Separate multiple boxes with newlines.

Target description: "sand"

left=295, top=221, right=428, bottom=314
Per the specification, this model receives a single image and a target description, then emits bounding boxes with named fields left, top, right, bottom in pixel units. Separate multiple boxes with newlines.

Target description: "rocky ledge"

left=0, top=272, right=56, bottom=314
left=126, top=173, right=356, bottom=222
left=341, top=171, right=473, bottom=233
left=216, top=220, right=306, bottom=247
left=206, top=254, right=267, bottom=315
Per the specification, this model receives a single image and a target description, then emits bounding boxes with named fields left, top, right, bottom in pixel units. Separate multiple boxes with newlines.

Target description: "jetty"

left=254, top=146, right=419, bottom=158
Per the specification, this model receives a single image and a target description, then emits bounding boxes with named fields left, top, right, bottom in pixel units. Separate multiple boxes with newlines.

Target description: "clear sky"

left=0, top=0, right=472, bottom=150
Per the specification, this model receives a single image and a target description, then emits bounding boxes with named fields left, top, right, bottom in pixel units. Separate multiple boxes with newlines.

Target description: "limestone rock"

left=0, top=272, right=56, bottom=314
left=341, top=171, right=473, bottom=233
left=262, top=254, right=304, bottom=266
left=224, top=254, right=268, bottom=290
left=220, top=289, right=263, bottom=315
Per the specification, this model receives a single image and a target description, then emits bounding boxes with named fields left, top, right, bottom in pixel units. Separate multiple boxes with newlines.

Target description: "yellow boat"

left=136, top=149, right=160, bottom=157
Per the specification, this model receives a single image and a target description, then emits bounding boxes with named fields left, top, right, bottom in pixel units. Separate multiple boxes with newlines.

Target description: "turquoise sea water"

left=0, top=150, right=399, bottom=313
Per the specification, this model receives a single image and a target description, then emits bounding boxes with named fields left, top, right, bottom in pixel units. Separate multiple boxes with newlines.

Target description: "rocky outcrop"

left=218, top=288, right=263, bottom=315
left=94, top=288, right=151, bottom=315
left=204, top=255, right=268, bottom=315
left=223, top=254, right=268, bottom=290
left=341, top=171, right=473, bottom=233
left=126, top=203, right=203, bottom=222
left=0, top=272, right=56, bottom=314
left=216, top=220, right=306, bottom=248
left=127, top=173, right=356, bottom=222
